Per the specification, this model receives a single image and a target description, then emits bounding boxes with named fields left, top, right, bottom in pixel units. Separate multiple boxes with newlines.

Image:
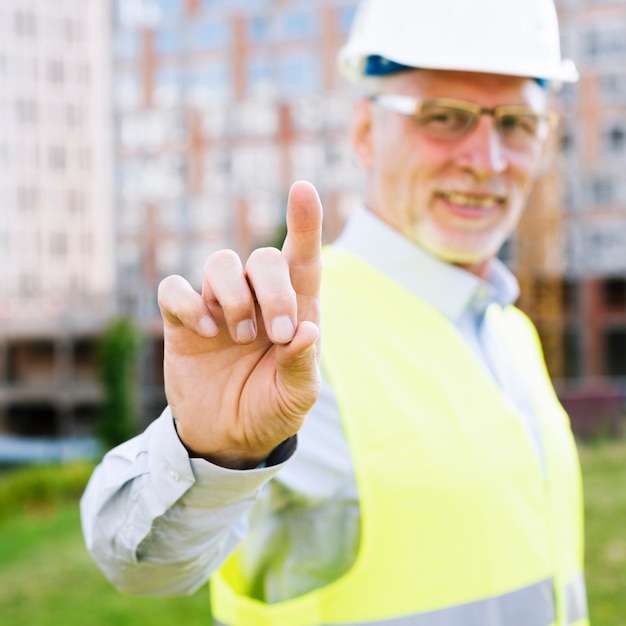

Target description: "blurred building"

left=114, top=0, right=361, bottom=295
left=553, top=0, right=626, bottom=433
left=0, top=0, right=113, bottom=455
left=111, top=0, right=364, bottom=422
left=1, top=0, right=624, bottom=453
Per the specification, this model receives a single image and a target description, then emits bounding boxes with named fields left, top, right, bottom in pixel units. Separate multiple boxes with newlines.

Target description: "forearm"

left=80, top=407, right=290, bottom=595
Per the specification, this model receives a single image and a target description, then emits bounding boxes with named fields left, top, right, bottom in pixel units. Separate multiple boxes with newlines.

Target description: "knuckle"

left=222, top=293, right=254, bottom=316
left=270, top=286, right=297, bottom=306
left=174, top=299, right=199, bottom=322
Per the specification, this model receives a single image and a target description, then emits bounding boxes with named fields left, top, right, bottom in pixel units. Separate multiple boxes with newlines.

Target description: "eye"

left=499, top=113, right=540, bottom=137
left=417, top=105, right=475, bottom=136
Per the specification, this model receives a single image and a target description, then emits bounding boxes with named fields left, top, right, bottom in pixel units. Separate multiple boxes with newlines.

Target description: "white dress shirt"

left=81, top=206, right=544, bottom=603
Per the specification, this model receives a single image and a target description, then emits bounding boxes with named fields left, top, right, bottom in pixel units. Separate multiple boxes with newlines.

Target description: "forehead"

left=381, top=69, right=548, bottom=109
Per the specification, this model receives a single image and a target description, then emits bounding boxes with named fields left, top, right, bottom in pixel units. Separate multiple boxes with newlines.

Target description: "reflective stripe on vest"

left=214, top=575, right=588, bottom=626
left=566, top=572, right=589, bottom=623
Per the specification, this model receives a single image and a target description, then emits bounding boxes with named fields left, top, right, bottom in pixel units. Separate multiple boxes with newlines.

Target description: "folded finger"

left=202, top=249, right=258, bottom=344
left=158, top=275, right=218, bottom=337
left=245, top=247, right=297, bottom=344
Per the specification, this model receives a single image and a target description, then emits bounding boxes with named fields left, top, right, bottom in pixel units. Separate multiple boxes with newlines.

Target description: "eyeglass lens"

left=418, top=100, right=545, bottom=145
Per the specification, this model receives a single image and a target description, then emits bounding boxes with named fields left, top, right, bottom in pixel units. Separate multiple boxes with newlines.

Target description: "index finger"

left=281, top=180, right=323, bottom=300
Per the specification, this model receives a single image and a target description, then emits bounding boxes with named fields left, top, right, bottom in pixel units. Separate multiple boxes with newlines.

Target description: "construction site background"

left=0, top=0, right=624, bottom=461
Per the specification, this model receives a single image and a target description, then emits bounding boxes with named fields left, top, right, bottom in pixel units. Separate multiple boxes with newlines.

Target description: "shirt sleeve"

left=80, top=406, right=294, bottom=596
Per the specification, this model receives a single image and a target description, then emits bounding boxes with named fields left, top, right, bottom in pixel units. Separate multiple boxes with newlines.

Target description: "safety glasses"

left=369, top=94, right=557, bottom=149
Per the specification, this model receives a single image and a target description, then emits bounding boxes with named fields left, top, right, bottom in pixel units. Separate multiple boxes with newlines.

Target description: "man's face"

left=352, top=69, right=549, bottom=277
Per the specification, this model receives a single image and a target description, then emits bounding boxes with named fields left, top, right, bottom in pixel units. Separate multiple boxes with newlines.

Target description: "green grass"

left=0, top=504, right=212, bottom=625
left=579, top=440, right=626, bottom=624
left=0, top=441, right=624, bottom=625
left=0, top=464, right=212, bottom=626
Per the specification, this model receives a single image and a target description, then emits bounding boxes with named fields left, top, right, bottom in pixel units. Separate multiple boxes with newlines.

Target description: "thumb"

left=274, top=320, right=321, bottom=417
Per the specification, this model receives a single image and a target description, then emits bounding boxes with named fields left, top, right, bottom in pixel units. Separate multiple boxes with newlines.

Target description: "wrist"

left=173, top=417, right=282, bottom=470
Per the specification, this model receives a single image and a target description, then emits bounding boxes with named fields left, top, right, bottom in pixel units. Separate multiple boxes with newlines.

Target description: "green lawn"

left=0, top=440, right=624, bottom=625
left=0, top=503, right=211, bottom=625
left=579, top=440, right=626, bottom=624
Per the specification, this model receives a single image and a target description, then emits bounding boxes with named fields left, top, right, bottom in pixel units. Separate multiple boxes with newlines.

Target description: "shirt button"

left=168, top=467, right=180, bottom=481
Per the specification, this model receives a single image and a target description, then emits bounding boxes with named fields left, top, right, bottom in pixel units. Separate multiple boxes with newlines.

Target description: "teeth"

left=442, top=192, right=500, bottom=208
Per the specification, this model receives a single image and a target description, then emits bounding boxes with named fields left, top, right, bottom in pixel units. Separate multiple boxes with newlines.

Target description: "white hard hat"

left=338, top=0, right=578, bottom=83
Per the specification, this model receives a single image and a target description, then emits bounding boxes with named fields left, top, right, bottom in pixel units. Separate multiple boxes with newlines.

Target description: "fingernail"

left=236, top=320, right=256, bottom=343
left=198, top=316, right=218, bottom=337
left=271, top=316, right=295, bottom=343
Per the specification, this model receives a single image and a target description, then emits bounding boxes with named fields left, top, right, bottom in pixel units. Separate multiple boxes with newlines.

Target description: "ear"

left=350, top=98, right=374, bottom=171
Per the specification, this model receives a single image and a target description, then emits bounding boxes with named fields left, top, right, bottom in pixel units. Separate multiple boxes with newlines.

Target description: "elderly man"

left=81, top=1, right=588, bottom=624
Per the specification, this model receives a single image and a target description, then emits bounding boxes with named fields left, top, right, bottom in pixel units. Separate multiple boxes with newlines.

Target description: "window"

left=16, top=99, right=37, bottom=125
left=604, top=124, right=626, bottom=154
left=19, top=274, right=40, bottom=297
left=231, top=145, right=281, bottom=190
left=50, top=233, right=67, bottom=257
left=562, top=327, right=582, bottom=379
left=114, top=74, right=141, bottom=108
left=17, top=187, right=37, bottom=212
left=246, top=16, right=269, bottom=44
left=337, top=5, right=358, bottom=34
left=562, top=280, right=579, bottom=316
left=14, top=11, right=36, bottom=37
left=115, top=0, right=162, bottom=28
left=188, top=62, right=233, bottom=102
left=557, top=81, right=577, bottom=106
left=290, top=142, right=325, bottom=181
left=189, top=20, right=230, bottom=50
left=280, top=9, right=319, bottom=40
left=590, top=176, right=614, bottom=205
left=79, top=148, right=91, bottom=171
left=47, top=59, right=64, bottom=84
left=234, top=101, right=278, bottom=136
left=81, top=232, right=93, bottom=256
left=599, top=73, right=626, bottom=101
left=154, top=67, right=184, bottom=106
left=604, top=328, right=626, bottom=376
left=114, top=30, right=140, bottom=59
left=78, top=64, right=90, bottom=85
left=246, top=192, right=283, bottom=234
left=585, top=223, right=626, bottom=274
left=66, top=104, right=84, bottom=129
left=64, top=18, right=79, bottom=43
left=48, top=146, right=66, bottom=171
left=603, top=278, right=626, bottom=309
left=247, top=56, right=274, bottom=94
left=156, top=28, right=182, bottom=54
left=156, top=0, right=183, bottom=20
left=278, top=53, right=321, bottom=96
left=585, top=24, right=626, bottom=61
left=560, top=126, right=574, bottom=153
left=234, top=0, right=271, bottom=12
left=202, top=0, right=226, bottom=10
left=67, top=189, right=85, bottom=214
left=0, top=143, right=8, bottom=169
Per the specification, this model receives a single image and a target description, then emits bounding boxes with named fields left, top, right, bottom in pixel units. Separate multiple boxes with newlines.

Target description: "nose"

left=457, top=115, right=508, bottom=180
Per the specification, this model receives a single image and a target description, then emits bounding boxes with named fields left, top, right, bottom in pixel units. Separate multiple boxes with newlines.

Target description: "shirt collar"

left=332, top=206, right=520, bottom=322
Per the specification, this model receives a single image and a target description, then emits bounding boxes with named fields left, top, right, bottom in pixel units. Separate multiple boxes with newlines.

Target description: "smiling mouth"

left=436, top=191, right=505, bottom=209
left=434, top=191, right=506, bottom=219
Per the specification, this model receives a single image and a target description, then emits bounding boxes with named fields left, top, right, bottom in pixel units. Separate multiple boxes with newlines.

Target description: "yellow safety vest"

left=211, top=248, right=588, bottom=626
